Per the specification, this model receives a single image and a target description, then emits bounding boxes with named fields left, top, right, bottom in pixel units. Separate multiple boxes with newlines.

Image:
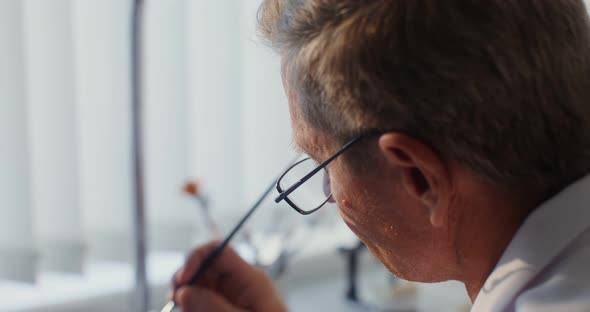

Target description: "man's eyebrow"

left=291, top=141, right=308, bottom=155
left=291, top=139, right=316, bottom=158
left=292, top=133, right=324, bottom=160
left=296, top=144, right=325, bottom=164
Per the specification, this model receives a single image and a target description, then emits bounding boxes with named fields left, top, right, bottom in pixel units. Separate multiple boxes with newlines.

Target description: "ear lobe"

left=378, top=133, right=449, bottom=228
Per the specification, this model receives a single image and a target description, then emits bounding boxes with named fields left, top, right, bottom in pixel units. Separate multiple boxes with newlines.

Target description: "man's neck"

left=453, top=181, right=535, bottom=301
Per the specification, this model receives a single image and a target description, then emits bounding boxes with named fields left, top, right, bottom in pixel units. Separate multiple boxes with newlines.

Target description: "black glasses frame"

left=275, top=130, right=382, bottom=215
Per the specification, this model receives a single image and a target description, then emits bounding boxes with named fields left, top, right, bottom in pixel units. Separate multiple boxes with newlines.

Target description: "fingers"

left=183, top=241, right=215, bottom=273
left=173, top=241, right=218, bottom=288
left=173, top=241, right=250, bottom=289
left=169, top=241, right=287, bottom=312
left=175, top=285, right=246, bottom=312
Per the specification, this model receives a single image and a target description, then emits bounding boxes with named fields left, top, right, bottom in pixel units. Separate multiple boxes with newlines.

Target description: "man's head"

left=259, top=0, right=590, bottom=284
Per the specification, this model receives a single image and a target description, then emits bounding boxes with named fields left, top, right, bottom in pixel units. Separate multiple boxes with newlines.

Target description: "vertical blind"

left=0, top=0, right=293, bottom=287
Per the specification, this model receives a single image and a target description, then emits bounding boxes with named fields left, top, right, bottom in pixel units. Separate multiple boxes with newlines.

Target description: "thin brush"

left=160, top=156, right=298, bottom=312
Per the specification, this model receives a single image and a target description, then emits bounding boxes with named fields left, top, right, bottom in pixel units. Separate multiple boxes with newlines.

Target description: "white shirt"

left=471, top=174, right=590, bottom=312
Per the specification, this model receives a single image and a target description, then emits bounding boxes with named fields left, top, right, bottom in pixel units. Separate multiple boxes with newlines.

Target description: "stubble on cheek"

left=336, top=200, right=368, bottom=248
left=338, top=194, right=383, bottom=243
left=336, top=190, right=410, bottom=275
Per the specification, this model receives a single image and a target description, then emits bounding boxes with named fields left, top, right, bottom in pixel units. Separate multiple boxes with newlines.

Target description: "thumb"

left=176, top=286, right=247, bottom=312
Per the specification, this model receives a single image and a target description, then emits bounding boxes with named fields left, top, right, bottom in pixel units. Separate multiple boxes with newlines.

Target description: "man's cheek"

left=329, top=173, right=352, bottom=205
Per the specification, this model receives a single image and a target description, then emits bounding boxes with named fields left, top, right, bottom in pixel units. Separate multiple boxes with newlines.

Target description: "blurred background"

left=1, top=0, right=474, bottom=311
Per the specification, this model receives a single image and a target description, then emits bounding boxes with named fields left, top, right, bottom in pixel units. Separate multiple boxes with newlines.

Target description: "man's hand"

left=171, top=241, right=287, bottom=312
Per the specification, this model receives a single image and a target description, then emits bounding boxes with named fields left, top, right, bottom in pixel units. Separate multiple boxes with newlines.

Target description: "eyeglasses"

left=274, top=130, right=381, bottom=215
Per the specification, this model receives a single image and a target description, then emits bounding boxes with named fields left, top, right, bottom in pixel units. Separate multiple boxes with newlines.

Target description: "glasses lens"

left=279, top=158, right=331, bottom=213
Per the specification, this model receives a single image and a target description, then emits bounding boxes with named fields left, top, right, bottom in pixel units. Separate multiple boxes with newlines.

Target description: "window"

left=1, top=0, right=294, bottom=310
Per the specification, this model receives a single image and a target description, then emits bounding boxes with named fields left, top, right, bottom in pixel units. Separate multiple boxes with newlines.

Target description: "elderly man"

left=172, top=0, right=590, bottom=311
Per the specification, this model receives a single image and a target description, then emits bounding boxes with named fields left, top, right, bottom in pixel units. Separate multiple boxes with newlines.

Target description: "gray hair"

left=259, top=0, right=590, bottom=200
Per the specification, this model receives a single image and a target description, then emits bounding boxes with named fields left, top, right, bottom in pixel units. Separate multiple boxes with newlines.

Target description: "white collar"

left=471, top=174, right=590, bottom=311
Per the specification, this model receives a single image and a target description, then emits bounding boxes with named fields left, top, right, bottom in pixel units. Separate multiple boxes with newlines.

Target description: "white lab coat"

left=471, top=174, right=590, bottom=312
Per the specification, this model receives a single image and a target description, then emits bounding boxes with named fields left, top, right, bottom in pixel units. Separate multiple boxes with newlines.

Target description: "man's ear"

left=378, top=132, right=452, bottom=227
